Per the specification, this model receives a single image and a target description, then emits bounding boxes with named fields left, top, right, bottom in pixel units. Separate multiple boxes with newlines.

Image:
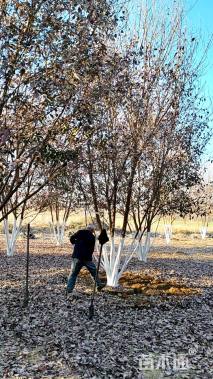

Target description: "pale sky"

left=186, top=0, right=213, bottom=159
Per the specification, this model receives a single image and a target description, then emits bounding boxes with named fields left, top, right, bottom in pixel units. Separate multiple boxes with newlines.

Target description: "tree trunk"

left=3, top=217, right=22, bottom=256
left=87, top=146, right=102, bottom=230
left=121, top=157, right=138, bottom=238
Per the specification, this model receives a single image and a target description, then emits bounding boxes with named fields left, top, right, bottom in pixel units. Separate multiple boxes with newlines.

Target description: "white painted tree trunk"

left=49, top=221, right=66, bottom=245
left=164, top=224, right=172, bottom=244
left=101, top=237, right=135, bottom=287
left=136, top=232, right=151, bottom=262
left=200, top=226, right=207, bottom=239
left=3, top=217, right=22, bottom=256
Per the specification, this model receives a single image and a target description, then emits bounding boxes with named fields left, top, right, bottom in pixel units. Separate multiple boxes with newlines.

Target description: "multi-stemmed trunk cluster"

left=49, top=203, right=71, bottom=246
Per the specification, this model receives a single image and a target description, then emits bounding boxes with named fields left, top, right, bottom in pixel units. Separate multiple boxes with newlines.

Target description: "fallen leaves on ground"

left=0, top=238, right=212, bottom=379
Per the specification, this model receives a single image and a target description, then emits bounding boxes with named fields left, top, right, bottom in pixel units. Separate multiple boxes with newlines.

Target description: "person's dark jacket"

left=70, top=229, right=95, bottom=261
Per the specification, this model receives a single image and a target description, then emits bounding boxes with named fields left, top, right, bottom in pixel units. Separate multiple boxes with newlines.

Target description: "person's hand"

left=98, top=229, right=109, bottom=245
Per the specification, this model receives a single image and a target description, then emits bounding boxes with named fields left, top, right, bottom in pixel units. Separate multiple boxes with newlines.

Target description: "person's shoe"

left=67, top=289, right=80, bottom=300
left=97, top=282, right=106, bottom=292
left=66, top=289, right=72, bottom=299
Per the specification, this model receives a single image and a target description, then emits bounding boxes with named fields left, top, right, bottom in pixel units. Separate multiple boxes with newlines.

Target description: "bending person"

left=67, top=224, right=105, bottom=295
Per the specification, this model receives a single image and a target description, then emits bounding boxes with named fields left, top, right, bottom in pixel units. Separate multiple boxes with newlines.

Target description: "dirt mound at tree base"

left=109, top=271, right=201, bottom=297
left=79, top=269, right=201, bottom=297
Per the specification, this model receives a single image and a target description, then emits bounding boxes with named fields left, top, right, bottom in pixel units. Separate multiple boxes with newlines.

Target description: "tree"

left=81, top=0, right=211, bottom=284
left=40, top=165, right=78, bottom=246
left=0, top=0, right=118, bottom=221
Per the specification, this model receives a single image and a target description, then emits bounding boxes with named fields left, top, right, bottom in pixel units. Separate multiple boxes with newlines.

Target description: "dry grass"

left=1, top=209, right=213, bottom=237
left=34, top=211, right=213, bottom=235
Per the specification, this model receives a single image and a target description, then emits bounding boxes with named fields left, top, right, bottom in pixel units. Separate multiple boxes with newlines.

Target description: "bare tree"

left=81, top=0, right=211, bottom=284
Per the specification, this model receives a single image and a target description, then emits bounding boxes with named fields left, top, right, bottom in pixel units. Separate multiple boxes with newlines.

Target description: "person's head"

left=87, top=224, right=95, bottom=233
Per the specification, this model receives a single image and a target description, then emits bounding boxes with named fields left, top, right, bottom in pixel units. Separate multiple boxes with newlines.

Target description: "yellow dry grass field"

left=2, top=209, right=213, bottom=236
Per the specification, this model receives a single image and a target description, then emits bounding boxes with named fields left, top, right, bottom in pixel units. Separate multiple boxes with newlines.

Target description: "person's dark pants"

left=67, top=258, right=102, bottom=293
